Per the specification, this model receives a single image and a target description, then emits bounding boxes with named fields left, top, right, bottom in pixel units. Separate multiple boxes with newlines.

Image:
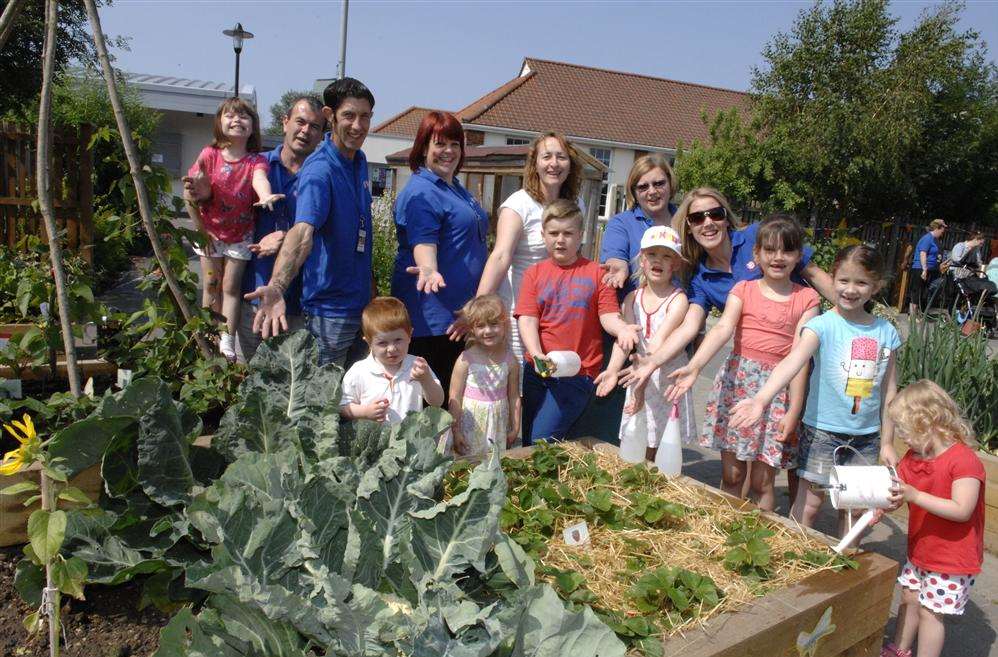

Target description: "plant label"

left=117, top=368, right=134, bottom=390
left=0, top=378, right=23, bottom=399
left=80, top=322, right=98, bottom=348
left=563, top=521, right=591, bottom=547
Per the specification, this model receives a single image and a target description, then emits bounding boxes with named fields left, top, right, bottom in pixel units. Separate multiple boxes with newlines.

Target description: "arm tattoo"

left=269, top=225, right=313, bottom=291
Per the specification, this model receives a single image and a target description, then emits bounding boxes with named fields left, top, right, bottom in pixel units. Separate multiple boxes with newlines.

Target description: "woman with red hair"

left=391, top=111, right=489, bottom=398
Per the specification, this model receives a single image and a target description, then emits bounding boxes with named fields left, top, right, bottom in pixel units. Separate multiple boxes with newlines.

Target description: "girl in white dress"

left=449, top=295, right=521, bottom=457
left=595, top=226, right=695, bottom=463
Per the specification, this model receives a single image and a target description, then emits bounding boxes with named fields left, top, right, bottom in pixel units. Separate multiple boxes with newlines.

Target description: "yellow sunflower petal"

left=0, top=450, right=25, bottom=475
left=20, top=414, right=35, bottom=438
left=3, top=423, right=27, bottom=445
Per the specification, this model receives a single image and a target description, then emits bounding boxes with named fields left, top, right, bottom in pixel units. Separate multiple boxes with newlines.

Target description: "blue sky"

left=98, top=1, right=998, bottom=130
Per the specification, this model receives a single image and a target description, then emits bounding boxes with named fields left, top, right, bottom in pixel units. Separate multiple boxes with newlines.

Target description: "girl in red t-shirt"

left=184, top=97, right=283, bottom=359
left=880, top=379, right=985, bottom=657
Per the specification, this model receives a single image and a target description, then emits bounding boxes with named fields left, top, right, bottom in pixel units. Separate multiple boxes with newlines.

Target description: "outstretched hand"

left=593, top=371, right=619, bottom=397
left=728, top=398, right=764, bottom=429
left=665, top=364, right=698, bottom=403
left=245, top=285, right=288, bottom=338
left=616, top=324, right=641, bottom=353
left=600, top=260, right=629, bottom=289
left=254, top=193, right=286, bottom=211
left=406, top=265, right=446, bottom=293
left=248, top=230, right=286, bottom=257
left=182, top=159, right=211, bottom=203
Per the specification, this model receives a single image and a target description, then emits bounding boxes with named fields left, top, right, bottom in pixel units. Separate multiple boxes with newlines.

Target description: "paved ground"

left=681, top=316, right=997, bottom=656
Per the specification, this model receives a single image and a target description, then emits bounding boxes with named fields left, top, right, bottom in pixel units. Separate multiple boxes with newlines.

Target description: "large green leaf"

left=138, top=387, right=196, bottom=507
left=345, top=409, right=452, bottom=589
left=318, top=584, right=401, bottom=657
left=154, top=594, right=311, bottom=657
left=408, top=453, right=506, bottom=587
left=213, top=331, right=343, bottom=461
left=505, top=586, right=627, bottom=657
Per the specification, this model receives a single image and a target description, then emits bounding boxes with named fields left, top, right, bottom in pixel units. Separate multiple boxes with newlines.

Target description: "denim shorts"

left=797, top=424, right=881, bottom=485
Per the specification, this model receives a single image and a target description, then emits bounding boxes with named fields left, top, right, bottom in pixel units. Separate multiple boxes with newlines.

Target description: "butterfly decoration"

left=796, top=606, right=836, bottom=657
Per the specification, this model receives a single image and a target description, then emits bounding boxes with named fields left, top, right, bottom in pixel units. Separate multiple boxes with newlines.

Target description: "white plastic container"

left=534, top=351, right=582, bottom=378
left=653, top=403, right=683, bottom=477
left=828, top=465, right=896, bottom=510
left=618, top=412, right=647, bottom=463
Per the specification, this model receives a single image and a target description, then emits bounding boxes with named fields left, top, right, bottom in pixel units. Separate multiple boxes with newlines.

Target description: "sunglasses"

left=687, top=206, right=727, bottom=226
left=635, top=179, right=669, bottom=194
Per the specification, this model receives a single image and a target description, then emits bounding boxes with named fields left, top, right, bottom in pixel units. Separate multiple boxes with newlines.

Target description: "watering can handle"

left=832, top=443, right=873, bottom=466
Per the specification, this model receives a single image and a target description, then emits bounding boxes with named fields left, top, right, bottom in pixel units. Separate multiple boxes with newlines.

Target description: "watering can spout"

left=833, top=508, right=877, bottom=554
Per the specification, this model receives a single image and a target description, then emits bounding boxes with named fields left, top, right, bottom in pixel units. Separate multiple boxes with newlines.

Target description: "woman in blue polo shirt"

left=622, top=186, right=835, bottom=389
left=392, top=111, right=489, bottom=398
left=907, top=218, right=947, bottom=314
left=600, top=154, right=678, bottom=298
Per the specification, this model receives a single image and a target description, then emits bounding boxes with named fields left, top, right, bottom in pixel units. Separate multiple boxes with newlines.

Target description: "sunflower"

left=1, top=414, right=41, bottom=476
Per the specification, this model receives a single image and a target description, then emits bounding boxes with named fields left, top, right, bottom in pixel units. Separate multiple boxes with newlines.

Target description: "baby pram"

left=953, top=275, right=998, bottom=337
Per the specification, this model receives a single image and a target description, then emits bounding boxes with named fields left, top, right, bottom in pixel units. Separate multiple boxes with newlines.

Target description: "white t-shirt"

left=497, top=189, right=586, bottom=359
left=339, top=353, right=440, bottom=424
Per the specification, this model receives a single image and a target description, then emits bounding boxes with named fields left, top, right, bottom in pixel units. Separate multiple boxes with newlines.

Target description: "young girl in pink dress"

left=449, top=295, right=521, bottom=457
left=880, top=379, right=985, bottom=657
left=667, top=215, right=819, bottom=510
left=595, top=225, right=695, bottom=464
left=185, top=97, right=283, bottom=359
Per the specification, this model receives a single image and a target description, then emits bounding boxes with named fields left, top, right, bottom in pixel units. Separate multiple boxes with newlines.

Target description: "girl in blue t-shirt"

left=730, top=244, right=901, bottom=538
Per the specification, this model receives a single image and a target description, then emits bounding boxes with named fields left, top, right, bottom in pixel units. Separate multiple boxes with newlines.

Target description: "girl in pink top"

left=184, top=97, right=283, bottom=359
left=667, top=215, right=819, bottom=510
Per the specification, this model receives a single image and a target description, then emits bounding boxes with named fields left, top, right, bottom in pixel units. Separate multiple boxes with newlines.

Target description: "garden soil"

left=0, top=547, right=167, bottom=657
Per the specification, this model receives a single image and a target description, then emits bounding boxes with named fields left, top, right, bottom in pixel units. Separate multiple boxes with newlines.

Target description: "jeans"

left=797, top=424, right=881, bottom=485
left=305, top=313, right=367, bottom=368
left=521, top=360, right=594, bottom=446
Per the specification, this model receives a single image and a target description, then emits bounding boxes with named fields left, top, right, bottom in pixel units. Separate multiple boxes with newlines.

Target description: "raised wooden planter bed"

left=504, top=440, right=898, bottom=657
left=893, top=438, right=998, bottom=555
left=0, top=462, right=102, bottom=547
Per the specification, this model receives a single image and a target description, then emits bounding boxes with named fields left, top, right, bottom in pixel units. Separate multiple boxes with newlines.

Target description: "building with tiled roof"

left=367, top=57, right=750, bottom=217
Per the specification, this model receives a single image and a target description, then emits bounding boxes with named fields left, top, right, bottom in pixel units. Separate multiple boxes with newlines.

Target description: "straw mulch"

left=514, top=442, right=847, bottom=636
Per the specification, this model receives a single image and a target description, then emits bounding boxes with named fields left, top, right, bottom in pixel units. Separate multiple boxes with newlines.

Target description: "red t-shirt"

left=514, top=257, right=619, bottom=378
left=188, top=145, right=268, bottom=243
left=898, top=441, right=985, bottom=574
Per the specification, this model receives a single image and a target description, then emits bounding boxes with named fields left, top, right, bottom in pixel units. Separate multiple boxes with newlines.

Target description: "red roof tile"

left=372, top=106, right=447, bottom=137
left=457, top=58, right=751, bottom=150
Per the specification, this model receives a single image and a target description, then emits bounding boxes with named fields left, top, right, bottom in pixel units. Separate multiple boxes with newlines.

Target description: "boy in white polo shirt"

left=340, top=297, right=444, bottom=424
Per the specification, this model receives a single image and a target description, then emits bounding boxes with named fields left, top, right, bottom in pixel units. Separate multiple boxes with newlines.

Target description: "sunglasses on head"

left=687, top=206, right=727, bottom=226
left=635, top=179, right=669, bottom=194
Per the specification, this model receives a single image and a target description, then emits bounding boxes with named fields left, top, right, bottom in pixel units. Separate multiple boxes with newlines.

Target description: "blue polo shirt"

left=242, top=146, right=303, bottom=315
left=293, top=136, right=373, bottom=318
left=687, top=221, right=814, bottom=314
left=391, top=168, right=489, bottom=337
left=912, top=232, right=940, bottom=271
left=599, top=204, right=678, bottom=298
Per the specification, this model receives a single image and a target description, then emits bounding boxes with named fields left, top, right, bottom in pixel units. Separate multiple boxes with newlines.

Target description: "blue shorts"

left=305, top=313, right=367, bottom=368
left=797, top=424, right=881, bottom=485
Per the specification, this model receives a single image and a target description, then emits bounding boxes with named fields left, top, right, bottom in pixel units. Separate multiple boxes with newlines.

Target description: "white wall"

left=364, top=133, right=411, bottom=166
left=153, top=109, right=215, bottom=199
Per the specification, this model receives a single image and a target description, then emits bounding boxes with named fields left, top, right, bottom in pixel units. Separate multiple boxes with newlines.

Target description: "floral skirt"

left=700, top=353, right=797, bottom=469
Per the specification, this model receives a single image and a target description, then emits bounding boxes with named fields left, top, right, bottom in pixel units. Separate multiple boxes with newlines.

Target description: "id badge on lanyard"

left=356, top=226, right=367, bottom=253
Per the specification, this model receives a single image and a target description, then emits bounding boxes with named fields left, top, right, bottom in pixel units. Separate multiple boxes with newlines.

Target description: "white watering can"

left=533, top=351, right=582, bottom=378
left=823, top=446, right=897, bottom=553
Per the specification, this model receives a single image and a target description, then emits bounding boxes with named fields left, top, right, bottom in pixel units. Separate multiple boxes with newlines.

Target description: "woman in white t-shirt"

left=475, top=131, right=584, bottom=358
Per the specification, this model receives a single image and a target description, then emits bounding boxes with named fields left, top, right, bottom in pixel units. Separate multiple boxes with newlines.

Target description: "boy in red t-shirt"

left=879, top=379, right=985, bottom=657
left=515, top=200, right=639, bottom=444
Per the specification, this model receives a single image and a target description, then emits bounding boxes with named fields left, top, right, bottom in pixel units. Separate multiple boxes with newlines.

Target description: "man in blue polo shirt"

left=246, top=77, right=375, bottom=367
left=234, top=96, right=326, bottom=363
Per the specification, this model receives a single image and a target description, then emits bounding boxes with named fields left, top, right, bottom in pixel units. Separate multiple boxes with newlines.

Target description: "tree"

left=0, top=0, right=125, bottom=116
left=749, top=0, right=998, bottom=224
left=265, top=89, right=322, bottom=135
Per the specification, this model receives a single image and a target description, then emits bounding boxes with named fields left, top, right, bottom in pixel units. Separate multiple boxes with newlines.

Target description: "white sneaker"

left=219, top=333, right=236, bottom=360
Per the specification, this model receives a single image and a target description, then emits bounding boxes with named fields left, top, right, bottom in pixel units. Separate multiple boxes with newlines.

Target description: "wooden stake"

left=82, top=0, right=213, bottom=360
left=0, top=0, right=27, bottom=52
left=37, top=0, right=82, bottom=399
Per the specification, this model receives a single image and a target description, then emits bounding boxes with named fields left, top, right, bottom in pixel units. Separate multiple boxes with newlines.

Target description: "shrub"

left=897, top=315, right=998, bottom=452
left=372, top=191, right=398, bottom=297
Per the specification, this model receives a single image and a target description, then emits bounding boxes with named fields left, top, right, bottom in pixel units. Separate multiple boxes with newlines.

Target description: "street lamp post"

left=222, top=22, right=253, bottom=98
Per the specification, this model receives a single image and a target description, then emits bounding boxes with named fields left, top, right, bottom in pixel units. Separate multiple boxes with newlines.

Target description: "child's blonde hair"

left=459, top=294, right=510, bottom=349
left=541, top=199, right=583, bottom=230
left=361, top=297, right=412, bottom=340
left=887, top=379, right=976, bottom=451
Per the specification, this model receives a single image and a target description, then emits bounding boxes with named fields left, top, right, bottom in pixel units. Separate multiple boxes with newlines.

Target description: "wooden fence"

left=0, top=122, right=94, bottom=263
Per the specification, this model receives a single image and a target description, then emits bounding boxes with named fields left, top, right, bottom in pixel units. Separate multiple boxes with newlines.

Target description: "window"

left=505, top=137, right=530, bottom=146
left=589, top=147, right=612, bottom=217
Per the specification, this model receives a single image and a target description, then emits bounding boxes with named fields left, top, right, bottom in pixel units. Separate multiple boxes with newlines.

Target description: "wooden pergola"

left=386, top=145, right=608, bottom=258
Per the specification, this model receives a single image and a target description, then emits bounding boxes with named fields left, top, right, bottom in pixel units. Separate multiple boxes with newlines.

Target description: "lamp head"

left=223, top=22, right=254, bottom=54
